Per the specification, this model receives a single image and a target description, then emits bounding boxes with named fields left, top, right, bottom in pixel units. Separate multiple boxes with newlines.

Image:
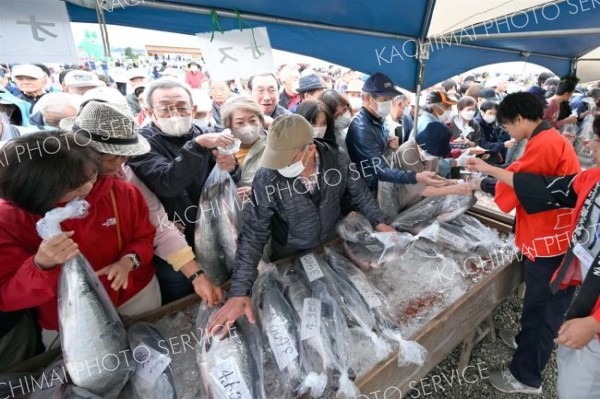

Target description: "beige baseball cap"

left=260, top=114, right=313, bottom=170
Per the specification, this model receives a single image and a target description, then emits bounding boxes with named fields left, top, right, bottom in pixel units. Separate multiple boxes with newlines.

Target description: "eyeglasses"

left=151, top=105, right=192, bottom=118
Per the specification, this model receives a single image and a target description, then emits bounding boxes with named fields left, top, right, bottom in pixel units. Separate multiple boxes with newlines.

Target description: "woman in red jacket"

left=466, top=115, right=600, bottom=399
left=0, top=128, right=160, bottom=350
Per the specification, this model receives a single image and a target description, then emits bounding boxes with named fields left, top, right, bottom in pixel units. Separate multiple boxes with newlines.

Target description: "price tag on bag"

left=210, top=357, right=252, bottom=399
left=300, top=254, right=324, bottom=282
left=267, top=314, right=298, bottom=371
left=350, top=276, right=383, bottom=308
left=300, top=298, right=321, bottom=340
left=133, top=344, right=171, bottom=383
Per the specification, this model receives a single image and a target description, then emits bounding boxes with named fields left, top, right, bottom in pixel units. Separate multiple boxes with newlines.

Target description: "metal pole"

left=438, top=27, right=600, bottom=41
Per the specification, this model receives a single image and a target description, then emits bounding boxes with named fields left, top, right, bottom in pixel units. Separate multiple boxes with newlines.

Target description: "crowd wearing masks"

left=0, top=58, right=599, bottom=398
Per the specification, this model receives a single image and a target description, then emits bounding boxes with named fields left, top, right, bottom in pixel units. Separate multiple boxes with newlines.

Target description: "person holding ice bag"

left=465, top=115, right=600, bottom=399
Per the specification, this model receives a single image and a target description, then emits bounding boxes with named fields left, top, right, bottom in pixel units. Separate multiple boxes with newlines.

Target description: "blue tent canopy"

left=65, top=0, right=600, bottom=90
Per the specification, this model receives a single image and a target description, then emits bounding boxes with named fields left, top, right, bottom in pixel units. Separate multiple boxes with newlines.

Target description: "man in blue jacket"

left=345, top=73, right=444, bottom=193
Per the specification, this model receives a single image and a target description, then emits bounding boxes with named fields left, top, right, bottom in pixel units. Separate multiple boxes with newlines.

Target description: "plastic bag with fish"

left=36, top=199, right=134, bottom=398
left=294, top=252, right=391, bottom=361
left=278, top=263, right=359, bottom=398
left=415, top=221, right=479, bottom=253
left=26, top=357, right=71, bottom=398
left=450, top=215, right=503, bottom=252
left=127, top=322, right=177, bottom=399
left=195, top=302, right=266, bottom=399
left=391, top=194, right=476, bottom=233
left=194, top=164, right=242, bottom=285
left=335, top=212, right=378, bottom=245
left=343, top=231, right=414, bottom=269
left=253, top=267, right=327, bottom=398
left=324, top=248, right=428, bottom=367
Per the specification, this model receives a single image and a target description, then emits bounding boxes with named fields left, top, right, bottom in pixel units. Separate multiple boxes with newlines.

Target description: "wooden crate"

left=5, top=211, right=523, bottom=399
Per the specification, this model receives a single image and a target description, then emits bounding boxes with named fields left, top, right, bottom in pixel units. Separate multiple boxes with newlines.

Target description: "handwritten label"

left=349, top=275, right=383, bottom=308
left=133, top=345, right=171, bottom=383
left=438, top=228, right=468, bottom=248
left=300, top=298, right=321, bottom=340
left=210, top=357, right=252, bottom=399
left=267, top=314, right=298, bottom=371
left=573, top=242, right=594, bottom=278
left=300, top=254, right=324, bottom=282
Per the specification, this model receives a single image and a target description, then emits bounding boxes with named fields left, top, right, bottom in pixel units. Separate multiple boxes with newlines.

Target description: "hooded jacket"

left=230, top=140, right=385, bottom=297
left=0, top=177, right=156, bottom=331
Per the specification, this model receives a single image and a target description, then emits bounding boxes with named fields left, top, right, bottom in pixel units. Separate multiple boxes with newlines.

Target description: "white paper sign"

left=300, top=254, right=324, bottom=282
left=349, top=275, right=383, bottom=309
left=573, top=243, right=594, bottom=277
left=0, top=0, right=78, bottom=63
left=196, top=27, right=276, bottom=81
left=300, top=298, right=321, bottom=341
left=210, top=357, right=252, bottom=399
left=267, top=314, right=298, bottom=371
left=133, top=345, right=172, bottom=384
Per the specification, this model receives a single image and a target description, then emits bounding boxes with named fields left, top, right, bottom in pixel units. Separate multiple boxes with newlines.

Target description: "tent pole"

left=412, top=0, right=436, bottom=137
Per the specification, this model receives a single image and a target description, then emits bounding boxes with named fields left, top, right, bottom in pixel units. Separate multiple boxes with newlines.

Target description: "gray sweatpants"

left=557, top=337, right=600, bottom=399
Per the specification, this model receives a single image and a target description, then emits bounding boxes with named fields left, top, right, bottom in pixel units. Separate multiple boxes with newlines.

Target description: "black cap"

left=479, top=87, right=498, bottom=100
left=362, top=72, right=401, bottom=97
left=538, top=72, right=554, bottom=82
left=297, top=74, right=326, bottom=93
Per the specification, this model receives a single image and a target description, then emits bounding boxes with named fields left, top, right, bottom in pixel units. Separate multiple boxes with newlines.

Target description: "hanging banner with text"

left=0, top=0, right=78, bottom=63
left=196, top=27, right=276, bottom=82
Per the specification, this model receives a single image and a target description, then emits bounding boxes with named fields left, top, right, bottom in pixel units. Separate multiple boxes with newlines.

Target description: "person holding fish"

left=207, top=114, right=396, bottom=336
left=0, top=127, right=160, bottom=350
left=465, top=115, right=600, bottom=399
left=465, top=92, right=582, bottom=395
left=345, top=73, right=448, bottom=193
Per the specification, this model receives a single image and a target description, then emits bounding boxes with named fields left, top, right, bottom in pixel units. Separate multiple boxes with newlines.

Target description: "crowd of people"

left=0, top=58, right=599, bottom=398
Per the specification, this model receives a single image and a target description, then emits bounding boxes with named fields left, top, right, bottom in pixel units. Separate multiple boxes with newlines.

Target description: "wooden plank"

left=469, top=205, right=515, bottom=226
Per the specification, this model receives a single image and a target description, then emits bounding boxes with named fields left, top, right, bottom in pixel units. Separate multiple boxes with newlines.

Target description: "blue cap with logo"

left=362, top=72, right=402, bottom=97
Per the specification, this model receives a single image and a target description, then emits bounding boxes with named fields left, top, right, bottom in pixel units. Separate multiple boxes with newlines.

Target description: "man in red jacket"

left=468, top=92, right=581, bottom=395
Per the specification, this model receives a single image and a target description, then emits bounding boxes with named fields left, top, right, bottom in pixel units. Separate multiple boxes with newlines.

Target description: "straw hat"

left=60, top=100, right=150, bottom=157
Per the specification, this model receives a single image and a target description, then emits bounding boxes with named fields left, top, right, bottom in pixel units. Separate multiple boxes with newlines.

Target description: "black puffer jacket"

left=128, top=122, right=239, bottom=245
left=230, top=139, right=385, bottom=297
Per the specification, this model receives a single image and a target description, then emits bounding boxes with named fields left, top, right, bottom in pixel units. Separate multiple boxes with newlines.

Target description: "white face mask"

left=233, top=124, right=261, bottom=146
left=460, top=110, right=476, bottom=121
left=349, top=97, right=363, bottom=110
left=278, top=147, right=308, bottom=178
left=195, top=117, right=210, bottom=129
left=334, top=110, right=352, bottom=130
left=375, top=100, right=392, bottom=118
left=157, top=116, right=193, bottom=136
left=483, top=114, right=496, bottom=124
left=313, top=126, right=327, bottom=139
left=438, top=108, right=451, bottom=122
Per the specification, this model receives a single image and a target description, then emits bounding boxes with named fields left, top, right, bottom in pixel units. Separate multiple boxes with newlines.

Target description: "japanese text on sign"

left=0, top=0, right=78, bottom=63
left=196, top=27, right=276, bottom=81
